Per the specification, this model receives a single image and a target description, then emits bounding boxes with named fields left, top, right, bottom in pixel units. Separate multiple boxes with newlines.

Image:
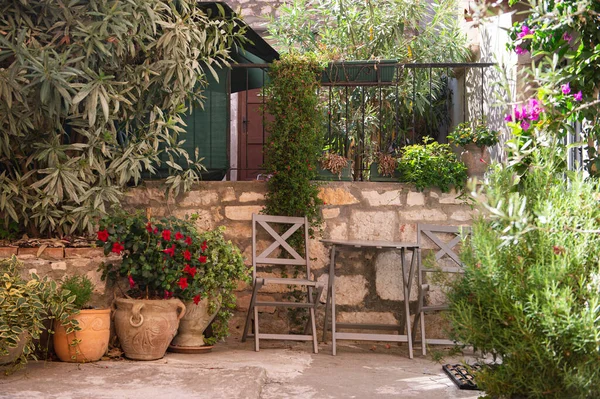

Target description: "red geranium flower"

left=201, top=240, right=208, bottom=252
left=185, top=236, right=192, bottom=246
left=128, top=275, right=135, bottom=289
left=146, top=222, right=153, bottom=233
left=183, top=250, right=191, bottom=261
left=198, top=255, right=207, bottom=264
left=163, top=244, right=176, bottom=257
left=97, top=229, right=109, bottom=242
left=175, top=232, right=184, bottom=240
left=153, top=227, right=158, bottom=234
left=162, top=230, right=171, bottom=241
left=112, top=241, right=125, bottom=254
left=193, top=294, right=201, bottom=305
left=164, top=290, right=173, bottom=299
left=178, top=277, right=188, bottom=290
left=183, top=264, right=197, bottom=278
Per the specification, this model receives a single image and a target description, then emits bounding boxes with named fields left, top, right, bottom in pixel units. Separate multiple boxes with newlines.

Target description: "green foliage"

left=0, top=0, right=245, bottom=237
left=448, top=149, right=600, bottom=399
left=397, top=138, right=467, bottom=192
left=447, top=120, right=499, bottom=148
left=263, top=53, right=324, bottom=232
left=60, top=275, right=93, bottom=310
left=0, top=256, right=79, bottom=373
left=97, top=210, right=249, bottom=343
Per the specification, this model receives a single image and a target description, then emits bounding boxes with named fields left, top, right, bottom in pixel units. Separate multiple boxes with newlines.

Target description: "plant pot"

left=460, top=143, right=490, bottom=177
left=53, top=309, right=110, bottom=363
left=0, top=331, right=28, bottom=365
left=369, top=163, right=400, bottom=182
left=316, top=161, right=353, bottom=181
left=170, top=298, right=221, bottom=348
left=112, top=298, right=186, bottom=361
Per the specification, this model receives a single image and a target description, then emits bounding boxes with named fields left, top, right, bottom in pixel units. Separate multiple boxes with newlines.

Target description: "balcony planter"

left=316, top=161, right=353, bottom=181
left=369, top=163, right=400, bottom=182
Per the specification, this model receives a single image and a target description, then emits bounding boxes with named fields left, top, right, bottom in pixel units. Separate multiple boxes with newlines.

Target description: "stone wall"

left=4, top=181, right=475, bottom=341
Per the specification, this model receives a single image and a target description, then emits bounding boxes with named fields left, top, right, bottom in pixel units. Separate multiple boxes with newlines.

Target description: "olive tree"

left=0, top=0, right=244, bottom=236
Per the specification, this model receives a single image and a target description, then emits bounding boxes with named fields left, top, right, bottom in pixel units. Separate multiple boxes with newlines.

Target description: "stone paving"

left=0, top=339, right=485, bottom=399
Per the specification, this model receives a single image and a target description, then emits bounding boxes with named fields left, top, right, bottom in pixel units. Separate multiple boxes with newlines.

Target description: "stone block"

left=439, top=189, right=465, bottom=204
left=406, top=192, right=425, bottom=206
left=398, top=224, right=417, bottom=243
left=317, top=274, right=329, bottom=303
left=225, top=206, right=264, bottom=221
left=70, top=259, right=93, bottom=268
left=321, top=208, right=340, bottom=219
left=327, top=222, right=348, bottom=240
left=85, top=270, right=106, bottom=294
left=64, top=248, right=104, bottom=259
left=335, top=275, right=368, bottom=306
left=350, top=211, right=396, bottom=240
left=399, top=208, right=448, bottom=222
left=27, top=269, right=37, bottom=275
left=239, top=192, right=265, bottom=203
left=179, top=190, right=219, bottom=207
left=309, top=239, right=329, bottom=270
left=362, top=190, right=402, bottom=206
left=50, top=261, right=67, bottom=270
left=337, top=311, right=398, bottom=326
left=222, top=187, right=236, bottom=202
left=318, top=187, right=359, bottom=206
left=18, top=247, right=64, bottom=259
left=375, top=251, right=418, bottom=301
left=236, top=293, right=276, bottom=313
left=224, top=223, right=252, bottom=241
left=450, top=210, right=472, bottom=221
left=0, top=247, right=18, bottom=258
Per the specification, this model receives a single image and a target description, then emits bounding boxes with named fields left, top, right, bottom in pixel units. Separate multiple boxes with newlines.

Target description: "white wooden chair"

left=413, top=224, right=471, bottom=355
left=242, top=214, right=324, bottom=353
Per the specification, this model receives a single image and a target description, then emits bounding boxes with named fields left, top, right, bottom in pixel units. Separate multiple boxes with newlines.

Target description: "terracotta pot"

left=53, top=309, right=110, bottom=363
left=171, top=298, right=220, bottom=348
left=113, top=298, right=186, bottom=361
left=460, top=143, right=490, bottom=177
left=0, top=331, right=28, bottom=365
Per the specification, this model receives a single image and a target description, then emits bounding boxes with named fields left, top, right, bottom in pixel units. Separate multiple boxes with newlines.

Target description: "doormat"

left=442, top=363, right=482, bottom=390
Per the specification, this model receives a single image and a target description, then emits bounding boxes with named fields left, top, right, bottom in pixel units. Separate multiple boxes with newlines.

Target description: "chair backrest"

left=252, top=214, right=310, bottom=281
left=417, top=224, right=471, bottom=273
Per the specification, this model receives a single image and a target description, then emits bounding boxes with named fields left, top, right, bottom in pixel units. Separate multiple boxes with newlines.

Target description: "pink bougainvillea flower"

left=162, top=229, right=171, bottom=241
left=178, top=277, right=188, bottom=290
left=185, top=236, right=192, bottom=246
left=561, top=82, right=571, bottom=95
left=521, top=120, right=530, bottom=130
left=504, top=114, right=513, bottom=122
left=526, top=98, right=543, bottom=121
left=112, top=241, right=125, bottom=254
left=128, top=275, right=135, bottom=289
left=562, top=32, right=572, bottom=42
left=146, top=222, right=152, bottom=233
left=515, top=45, right=528, bottom=55
left=198, top=255, right=207, bottom=264
left=163, top=244, right=176, bottom=257
left=183, top=250, right=191, bottom=261
left=175, top=232, right=184, bottom=240
left=201, top=241, right=208, bottom=252
left=517, top=25, right=533, bottom=39
left=97, top=229, right=109, bottom=242
left=573, top=91, right=583, bottom=101
left=164, top=290, right=173, bottom=299
left=193, top=294, right=201, bottom=305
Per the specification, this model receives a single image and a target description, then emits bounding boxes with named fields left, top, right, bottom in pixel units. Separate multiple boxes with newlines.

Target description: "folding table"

left=320, top=239, right=420, bottom=358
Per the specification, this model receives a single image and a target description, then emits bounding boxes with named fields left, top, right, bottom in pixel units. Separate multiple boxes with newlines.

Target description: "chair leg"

left=242, top=279, right=260, bottom=343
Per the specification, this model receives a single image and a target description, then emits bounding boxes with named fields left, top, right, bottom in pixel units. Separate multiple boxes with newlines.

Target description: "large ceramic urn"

left=112, top=298, right=186, bottom=360
left=170, top=298, right=220, bottom=348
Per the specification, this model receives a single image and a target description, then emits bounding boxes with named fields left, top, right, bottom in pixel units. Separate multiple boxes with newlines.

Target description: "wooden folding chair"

left=413, top=224, right=471, bottom=355
left=242, top=214, right=324, bottom=353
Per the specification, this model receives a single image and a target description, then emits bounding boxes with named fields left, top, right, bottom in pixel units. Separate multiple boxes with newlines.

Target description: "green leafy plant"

left=97, top=210, right=249, bottom=343
left=0, top=256, right=79, bottom=373
left=60, top=275, right=94, bottom=310
left=0, top=0, right=245, bottom=237
left=448, top=149, right=600, bottom=399
left=447, top=120, right=499, bottom=148
left=397, top=138, right=467, bottom=192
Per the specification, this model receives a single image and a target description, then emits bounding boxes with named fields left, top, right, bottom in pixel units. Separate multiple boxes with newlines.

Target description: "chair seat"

left=258, top=277, right=322, bottom=287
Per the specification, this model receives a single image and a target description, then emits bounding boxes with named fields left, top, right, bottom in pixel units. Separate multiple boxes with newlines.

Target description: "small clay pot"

left=53, top=309, right=111, bottom=363
left=460, top=143, right=490, bottom=177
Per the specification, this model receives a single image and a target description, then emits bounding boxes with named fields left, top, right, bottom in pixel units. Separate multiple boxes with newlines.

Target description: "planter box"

left=369, top=163, right=400, bottom=182
left=315, top=164, right=353, bottom=181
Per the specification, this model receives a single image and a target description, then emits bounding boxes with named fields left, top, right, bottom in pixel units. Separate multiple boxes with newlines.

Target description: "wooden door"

left=238, top=89, right=271, bottom=181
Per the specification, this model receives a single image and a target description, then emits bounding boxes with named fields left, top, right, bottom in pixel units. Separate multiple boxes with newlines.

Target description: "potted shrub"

left=447, top=120, right=499, bottom=177
left=0, top=256, right=78, bottom=372
left=52, top=275, right=110, bottom=363
left=397, top=137, right=468, bottom=192
left=169, top=226, right=248, bottom=352
left=369, top=152, right=399, bottom=182
left=318, top=152, right=353, bottom=181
